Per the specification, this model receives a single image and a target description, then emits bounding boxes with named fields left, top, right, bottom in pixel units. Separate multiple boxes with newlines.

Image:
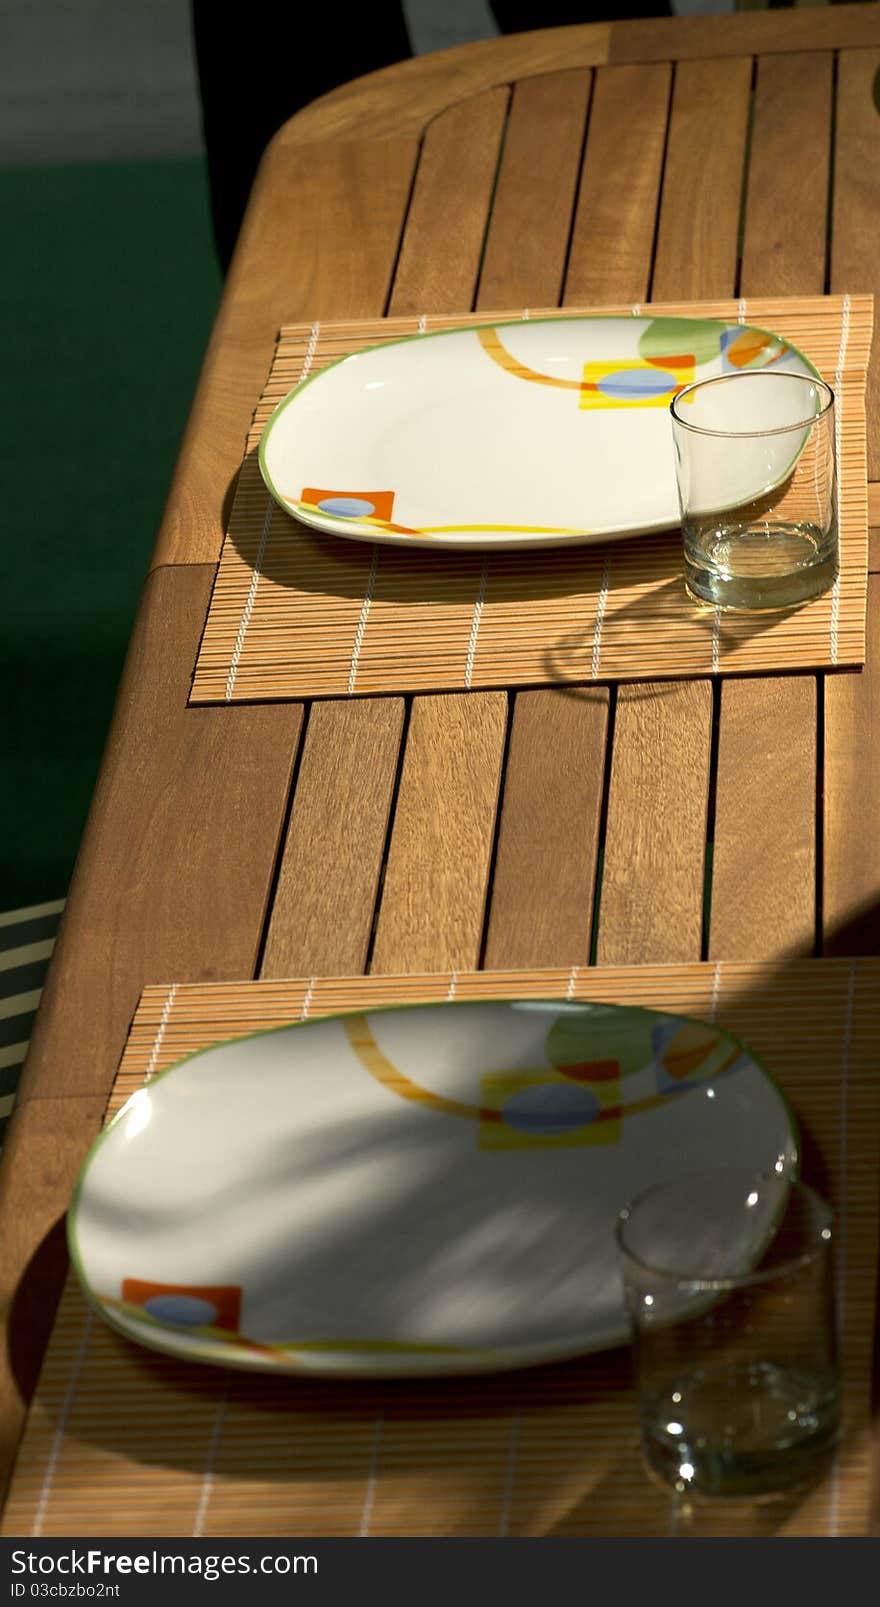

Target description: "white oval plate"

left=70, top=999, right=797, bottom=1377
left=258, top=316, right=819, bottom=549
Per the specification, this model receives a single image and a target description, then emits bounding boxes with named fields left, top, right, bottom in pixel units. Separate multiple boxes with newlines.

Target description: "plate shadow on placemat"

left=223, top=460, right=797, bottom=690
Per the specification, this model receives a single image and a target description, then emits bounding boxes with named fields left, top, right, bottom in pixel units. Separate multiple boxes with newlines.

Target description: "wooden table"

left=3, top=1, right=880, bottom=1523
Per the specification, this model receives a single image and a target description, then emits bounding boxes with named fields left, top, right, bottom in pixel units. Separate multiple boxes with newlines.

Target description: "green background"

left=0, top=157, right=221, bottom=911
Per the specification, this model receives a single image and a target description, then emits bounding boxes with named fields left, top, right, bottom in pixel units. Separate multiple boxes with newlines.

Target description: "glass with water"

left=617, top=1170, right=840, bottom=1500
left=671, top=371, right=837, bottom=611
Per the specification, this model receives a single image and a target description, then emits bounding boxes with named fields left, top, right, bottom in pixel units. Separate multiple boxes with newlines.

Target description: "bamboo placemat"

left=191, top=295, right=872, bottom=702
left=4, top=959, right=877, bottom=1538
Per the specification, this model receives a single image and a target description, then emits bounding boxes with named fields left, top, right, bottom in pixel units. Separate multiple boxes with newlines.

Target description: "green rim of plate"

left=67, top=994, right=801, bottom=1372
left=257, top=314, right=824, bottom=541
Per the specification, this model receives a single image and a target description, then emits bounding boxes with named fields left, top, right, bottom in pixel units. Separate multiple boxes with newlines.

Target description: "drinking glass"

left=617, top=1170, right=840, bottom=1500
left=671, top=371, right=837, bottom=610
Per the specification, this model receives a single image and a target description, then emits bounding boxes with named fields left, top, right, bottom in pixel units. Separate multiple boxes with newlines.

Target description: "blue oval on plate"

left=501, top=1081, right=601, bottom=1135
left=596, top=368, right=678, bottom=401
left=143, top=1294, right=218, bottom=1327
left=316, top=497, right=376, bottom=518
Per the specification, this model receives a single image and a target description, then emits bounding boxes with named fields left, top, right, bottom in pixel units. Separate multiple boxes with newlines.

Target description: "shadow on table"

left=5, top=906, right=879, bottom=1535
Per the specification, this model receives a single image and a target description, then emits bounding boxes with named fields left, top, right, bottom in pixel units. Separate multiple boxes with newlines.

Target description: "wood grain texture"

left=650, top=57, right=752, bottom=301
left=824, top=576, right=880, bottom=955
left=610, top=5, right=880, bottom=64
left=150, top=138, right=419, bottom=567
left=272, top=25, right=610, bottom=144
left=596, top=682, right=713, bottom=965
left=0, top=1095, right=106, bottom=1506
left=389, top=89, right=509, bottom=316
left=260, top=699, right=405, bottom=978
left=369, top=694, right=507, bottom=974
left=482, top=689, right=609, bottom=970
left=477, top=70, right=591, bottom=311
left=709, top=678, right=817, bottom=962
left=564, top=62, right=671, bottom=307
left=15, top=567, right=301, bottom=1106
left=833, top=49, right=880, bottom=480
left=739, top=52, right=833, bottom=297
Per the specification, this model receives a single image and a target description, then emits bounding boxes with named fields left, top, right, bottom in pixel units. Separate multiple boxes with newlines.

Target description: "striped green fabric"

left=0, top=900, right=64, bottom=1146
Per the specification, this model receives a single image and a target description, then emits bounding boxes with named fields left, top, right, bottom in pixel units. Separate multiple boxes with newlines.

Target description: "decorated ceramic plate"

left=258, top=315, right=820, bottom=549
left=69, top=999, right=797, bottom=1377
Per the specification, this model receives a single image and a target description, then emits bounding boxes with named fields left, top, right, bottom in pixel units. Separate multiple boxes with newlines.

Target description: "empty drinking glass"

left=671, top=371, right=837, bottom=611
left=617, top=1170, right=840, bottom=1500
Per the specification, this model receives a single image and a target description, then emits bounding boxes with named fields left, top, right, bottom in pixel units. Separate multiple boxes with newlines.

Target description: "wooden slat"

left=374, top=92, right=518, bottom=982
left=477, top=70, right=591, bottom=311
left=564, top=63, right=671, bottom=307
left=739, top=52, right=833, bottom=297
left=388, top=89, right=509, bottom=316
left=561, top=54, right=715, bottom=972
left=824, top=575, right=880, bottom=955
left=833, top=49, right=880, bottom=481
left=260, top=699, right=405, bottom=978
left=825, top=49, right=880, bottom=952
left=709, top=722, right=818, bottom=948
left=595, top=682, right=713, bottom=965
left=650, top=57, right=752, bottom=301
left=589, top=58, right=743, bottom=967
left=610, top=5, right=880, bottom=64
left=474, top=64, right=637, bottom=976
left=151, top=138, right=419, bottom=568
left=709, top=679, right=817, bottom=961
left=707, top=50, right=832, bottom=964
left=482, top=690, right=609, bottom=970
left=369, top=694, right=507, bottom=973
left=475, top=62, right=658, bottom=972
left=474, top=69, right=624, bottom=975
